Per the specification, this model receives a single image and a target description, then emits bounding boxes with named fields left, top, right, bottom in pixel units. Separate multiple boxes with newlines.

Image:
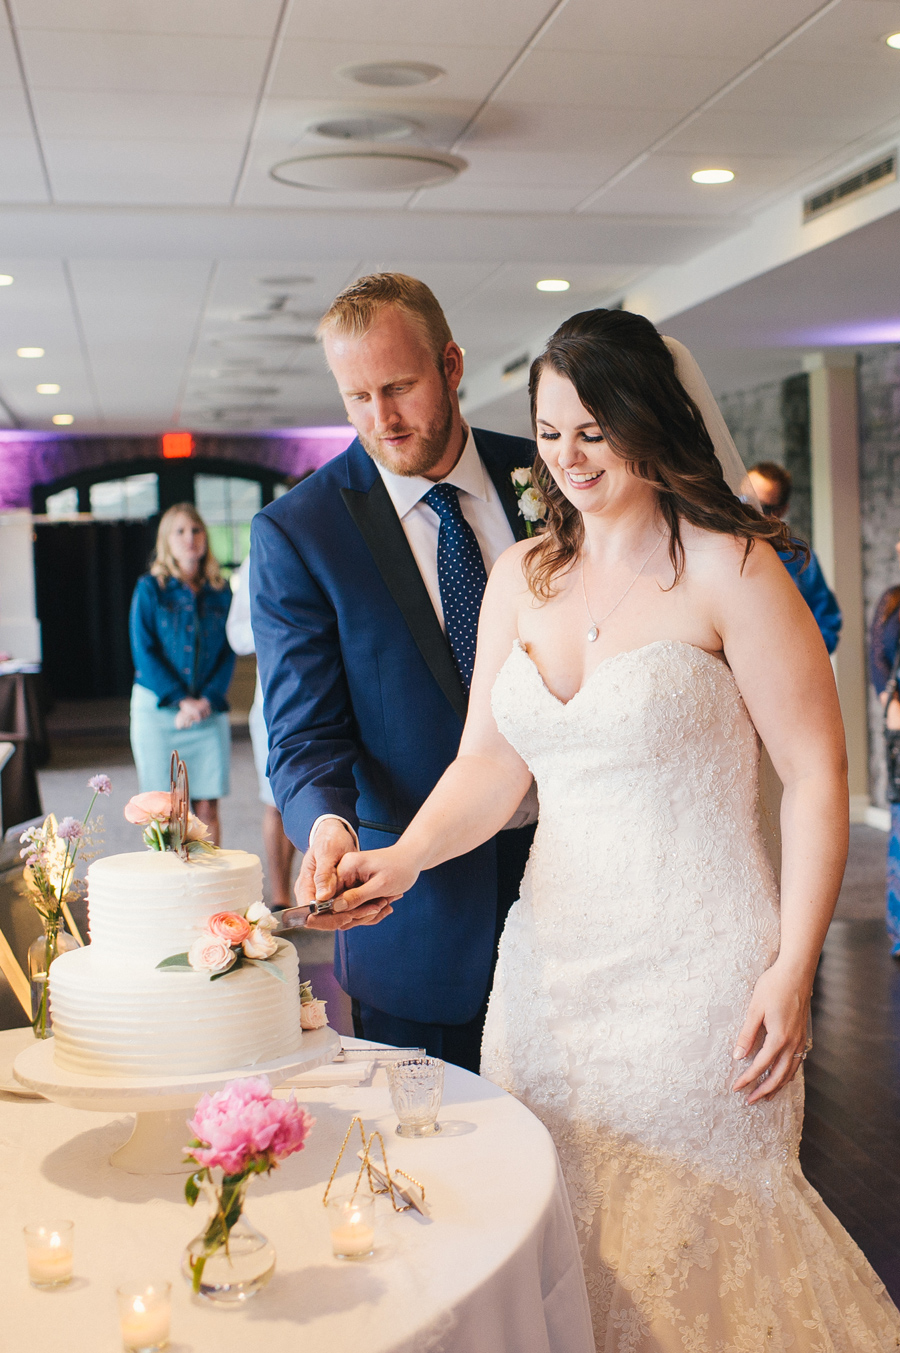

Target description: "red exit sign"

left=162, top=431, right=193, bottom=459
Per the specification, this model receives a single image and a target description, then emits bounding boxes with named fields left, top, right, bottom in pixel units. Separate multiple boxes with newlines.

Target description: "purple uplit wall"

left=0, top=425, right=356, bottom=511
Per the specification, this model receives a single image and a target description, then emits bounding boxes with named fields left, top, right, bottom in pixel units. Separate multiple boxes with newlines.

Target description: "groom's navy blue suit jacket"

left=250, top=428, right=536, bottom=1025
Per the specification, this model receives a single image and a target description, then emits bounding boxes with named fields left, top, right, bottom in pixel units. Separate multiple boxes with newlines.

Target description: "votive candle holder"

left=328, top=1192, right=376, bottom=1260
left=117, top=1281, right=171, bottom=1352
left=24, top=1220, right=74, bottom=1289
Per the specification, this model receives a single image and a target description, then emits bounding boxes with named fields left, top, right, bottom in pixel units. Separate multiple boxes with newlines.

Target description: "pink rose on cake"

left=124, top=791, right=172, bottom=824
left=207, top=911, right=251, bottom=945
left=298, top=978, right=328, bottom=1029
left=188, top=934, right=237, bottom=974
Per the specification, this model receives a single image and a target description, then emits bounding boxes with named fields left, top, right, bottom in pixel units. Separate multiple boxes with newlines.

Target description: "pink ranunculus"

left=207, top=912, right=251, bottom=945
left=124, top=791, right=173, bottom=825
left=188, top=934, right=236, bottom=975
left=186, top=1076, right=314, bottom=1174
left=299, top=999, right=328, bottom=1030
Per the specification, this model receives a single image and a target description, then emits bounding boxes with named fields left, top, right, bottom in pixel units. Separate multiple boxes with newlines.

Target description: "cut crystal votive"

left=386, top=1056, right=444, bottom=1137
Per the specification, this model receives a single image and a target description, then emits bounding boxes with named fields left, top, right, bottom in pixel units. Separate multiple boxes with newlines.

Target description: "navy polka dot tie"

left=423, top=483, right=488, bottom=693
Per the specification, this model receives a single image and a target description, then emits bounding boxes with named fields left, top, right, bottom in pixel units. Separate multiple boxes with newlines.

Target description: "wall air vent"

left=502, top=353, right=530, bottom=382
left=803, top=153, right=896, bottom=222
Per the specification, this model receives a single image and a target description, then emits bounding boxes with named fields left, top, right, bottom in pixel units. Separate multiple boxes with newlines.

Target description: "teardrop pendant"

left=587, top=625, right=599, bottom=643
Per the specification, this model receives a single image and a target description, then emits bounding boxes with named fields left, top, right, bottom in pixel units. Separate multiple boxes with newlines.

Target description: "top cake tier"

left=86, top=849, right=263, bottom=965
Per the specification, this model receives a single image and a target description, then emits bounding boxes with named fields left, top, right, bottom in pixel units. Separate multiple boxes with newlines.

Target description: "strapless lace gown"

left=483, top=639, right=900, bottom=1352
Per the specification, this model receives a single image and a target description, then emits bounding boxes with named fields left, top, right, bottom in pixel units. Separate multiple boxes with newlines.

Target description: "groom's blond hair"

left=317, top=273, right=453, bottom=368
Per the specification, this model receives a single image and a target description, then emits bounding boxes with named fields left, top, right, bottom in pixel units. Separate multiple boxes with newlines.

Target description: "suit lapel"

left=340, top=473, right=468, bottom=723
left=475, top=431, right=533, bottom=543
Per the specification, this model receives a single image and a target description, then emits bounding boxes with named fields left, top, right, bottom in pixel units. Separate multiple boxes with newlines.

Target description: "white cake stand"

left=13, top=1026, right=341, bottom=1175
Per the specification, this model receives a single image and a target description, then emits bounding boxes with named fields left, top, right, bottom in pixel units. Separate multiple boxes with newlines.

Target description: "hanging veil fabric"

left=662, top=335, right=761, bottom=511
left=662, top=334, right=780, bottom=865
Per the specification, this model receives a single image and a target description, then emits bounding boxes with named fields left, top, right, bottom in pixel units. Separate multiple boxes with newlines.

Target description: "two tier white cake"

left=49, top=849, right=303, bottom=1077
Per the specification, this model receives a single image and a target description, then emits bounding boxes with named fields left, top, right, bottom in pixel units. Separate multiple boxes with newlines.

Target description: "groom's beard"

left=357, top=380, right=456, bottom=478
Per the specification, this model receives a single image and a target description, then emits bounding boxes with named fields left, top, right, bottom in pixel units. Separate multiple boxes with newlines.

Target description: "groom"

left=250, top=273, right=536, bottom=1070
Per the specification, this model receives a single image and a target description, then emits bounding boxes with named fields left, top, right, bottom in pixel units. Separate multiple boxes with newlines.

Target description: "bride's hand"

left=731, top=961, right=811, bottom=1104
left=330, top=846, right=421, bottom=916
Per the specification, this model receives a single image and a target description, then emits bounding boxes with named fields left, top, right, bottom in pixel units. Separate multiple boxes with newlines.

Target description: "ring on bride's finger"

left=791, top=1052, right=803, bottom=1059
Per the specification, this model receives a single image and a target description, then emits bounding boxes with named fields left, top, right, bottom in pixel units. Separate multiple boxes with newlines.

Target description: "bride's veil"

left=662, top=334, right=782, bottom=875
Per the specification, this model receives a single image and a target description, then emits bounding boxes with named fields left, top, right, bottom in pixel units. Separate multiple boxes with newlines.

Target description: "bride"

left=330, top=309, right=900, bottom=1350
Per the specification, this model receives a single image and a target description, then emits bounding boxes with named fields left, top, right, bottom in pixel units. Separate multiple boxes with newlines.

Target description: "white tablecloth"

left=0, top=1030, right=594, bottom=1353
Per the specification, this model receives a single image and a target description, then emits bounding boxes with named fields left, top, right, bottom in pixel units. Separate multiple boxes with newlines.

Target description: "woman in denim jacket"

left=129, top=503, right=235, bottom=843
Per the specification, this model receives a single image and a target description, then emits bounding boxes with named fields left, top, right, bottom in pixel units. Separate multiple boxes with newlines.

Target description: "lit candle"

left=328, top=1194, right=376, bottom=1260
left=24, top=1221, right=74, bottom=1288
left=116, top=1282, right=171, bottom=1352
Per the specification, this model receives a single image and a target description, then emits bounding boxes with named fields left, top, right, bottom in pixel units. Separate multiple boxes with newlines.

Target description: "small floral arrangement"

left=20, top=775, right=110, bottom=1036
left=157, top=902, right=285, bottom=982
left=299, top=979, right=328, bottom=1030
left=124, top=791, right=216, bottom=856
left=511, top=466, right=548, bottom=536
left=184, top=1076, right=314, bottom=1292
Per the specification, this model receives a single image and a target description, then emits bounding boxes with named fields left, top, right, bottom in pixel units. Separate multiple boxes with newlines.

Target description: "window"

left=194, top=474, right=262, bottom=572
left=89, top=473, right=159, bottom=520
left=44, top=486, right=79, bottom=517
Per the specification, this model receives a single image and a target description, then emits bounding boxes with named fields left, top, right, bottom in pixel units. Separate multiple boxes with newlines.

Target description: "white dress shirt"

left=375, top=425, right=516, bottom=631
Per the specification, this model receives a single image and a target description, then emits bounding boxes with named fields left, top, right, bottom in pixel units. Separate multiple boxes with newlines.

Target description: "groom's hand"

left=295, top=821, right=394, bottom=931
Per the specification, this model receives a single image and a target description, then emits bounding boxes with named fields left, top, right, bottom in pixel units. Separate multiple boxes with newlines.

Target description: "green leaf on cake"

left=244, top=957, right=287, bottom=983
left=156, top=953, right=192, bottom=970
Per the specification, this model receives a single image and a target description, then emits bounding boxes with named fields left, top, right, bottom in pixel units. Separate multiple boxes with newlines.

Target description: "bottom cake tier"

left=48, top=941, right=303, bottom=1076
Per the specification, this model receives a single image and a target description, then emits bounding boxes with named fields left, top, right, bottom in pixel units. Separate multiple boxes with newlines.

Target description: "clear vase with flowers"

left=182, top=1076, right=314, bottom=1304
left=20, top=774, right=110, bottom=1038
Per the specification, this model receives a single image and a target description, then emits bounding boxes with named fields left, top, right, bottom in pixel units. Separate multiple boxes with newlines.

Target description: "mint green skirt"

left=130, top=684, right=230, bottom=799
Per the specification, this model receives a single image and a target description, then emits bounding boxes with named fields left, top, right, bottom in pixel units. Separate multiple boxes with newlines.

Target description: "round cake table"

left=0, top=1028, right=593, bottom=1353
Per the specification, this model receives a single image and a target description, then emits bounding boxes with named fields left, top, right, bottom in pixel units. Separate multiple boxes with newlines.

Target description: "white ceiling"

left=0, top=0, right=899, bottom=431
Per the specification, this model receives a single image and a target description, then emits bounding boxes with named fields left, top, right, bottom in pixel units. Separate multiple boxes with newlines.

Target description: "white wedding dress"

left=482, top=638, right=900, bottom=1352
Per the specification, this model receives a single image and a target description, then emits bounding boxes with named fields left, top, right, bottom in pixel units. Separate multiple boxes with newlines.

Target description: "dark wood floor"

left=800, top=916, right=900, bottom=1301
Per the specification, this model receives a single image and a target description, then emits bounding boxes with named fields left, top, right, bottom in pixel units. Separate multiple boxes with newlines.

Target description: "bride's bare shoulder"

left=680, top=523, right=786, bottom=592
left=488, top=537, right=544, bottom=594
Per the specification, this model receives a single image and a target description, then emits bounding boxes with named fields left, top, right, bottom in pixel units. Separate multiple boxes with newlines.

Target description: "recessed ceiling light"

left=52, top=413, right=73, bottom=425
left=36, top=383, right=60, bottom=394
left=339, top=61, right=444, bottom=87
left=17, top=346, right=44, bottom=358
left=536, top=279, right=570, bottom=292
left=270, top=150, right=465, bottom=192
left=691, top=168, right=734, bottom=184
left=0, top=275, right=13, bottom=286
left=311, top=115, right=419, bottom=142
left=886, top=32, right=900, bottom=48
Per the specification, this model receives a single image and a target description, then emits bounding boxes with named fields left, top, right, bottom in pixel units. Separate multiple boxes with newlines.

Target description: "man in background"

left=747, top=461, right=842, bottom=654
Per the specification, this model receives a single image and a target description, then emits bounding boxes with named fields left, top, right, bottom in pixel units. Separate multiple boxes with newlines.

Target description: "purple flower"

left=88, top=774, right=112, bottom=795
left=57, top=817, right=84, bottom=841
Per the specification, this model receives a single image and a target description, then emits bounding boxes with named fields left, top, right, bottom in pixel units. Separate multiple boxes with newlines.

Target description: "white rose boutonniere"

left=511, top=467, right=547, bottom=537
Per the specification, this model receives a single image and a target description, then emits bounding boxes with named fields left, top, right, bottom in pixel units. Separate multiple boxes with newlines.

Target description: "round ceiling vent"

left=270, top=150, right=465, bottom=192
left=339, top=61, right=444, bottom=87
left=311, top=114, right=419, bottom=142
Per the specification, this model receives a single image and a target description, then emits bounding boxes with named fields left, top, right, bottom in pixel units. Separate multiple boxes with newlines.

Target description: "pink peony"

left=299, top=999, right=328, bottom=1030
left=124, top=791, right=173, bottom=825
left=186, top=1076, right=314, bottom=1174
left=207, top=911, right=251, bottom=945
left=188, top=934, right=236, bottom=974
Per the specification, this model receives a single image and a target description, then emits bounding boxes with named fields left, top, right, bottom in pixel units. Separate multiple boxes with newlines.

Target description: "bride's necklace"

left=580, top=535, right=664, bottom=643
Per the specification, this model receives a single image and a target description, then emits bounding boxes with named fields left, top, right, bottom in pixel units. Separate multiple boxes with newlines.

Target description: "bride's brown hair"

left=525, top=309, right=800, bottom=599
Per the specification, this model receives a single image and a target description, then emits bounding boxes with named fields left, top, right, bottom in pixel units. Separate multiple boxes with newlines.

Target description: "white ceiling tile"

left=541, top=0, right=837, bottom=59
left=471, top=102, right=673, bottom=157
left=715, top=56, right=900, bottom=119
left=47, top=170, right=238, bottom=206
left=0, top=138, right=49, bottom=200
left=409, top=181, right=589, bottom=213
left=43, top=136, right=245, bottom=180
left=14, top=0, right=283, bottom=37
left=590, top=152, right=813, bottom=218
left=283, top=0, right=548, bottom=47
left=499, top=50, right=744, bottom=112
left=33, top=90, right=256, bottom=141
left=19, top=30, right=271, bottom=96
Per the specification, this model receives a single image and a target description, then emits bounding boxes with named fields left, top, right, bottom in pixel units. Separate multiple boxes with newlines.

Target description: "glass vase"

left=182, top=1177, right=275, bottom=1306
left=28, top=918, right=79, bottom=1039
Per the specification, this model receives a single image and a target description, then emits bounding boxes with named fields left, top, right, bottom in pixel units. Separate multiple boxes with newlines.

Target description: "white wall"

left=0, top=513, right=41, bottom=663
